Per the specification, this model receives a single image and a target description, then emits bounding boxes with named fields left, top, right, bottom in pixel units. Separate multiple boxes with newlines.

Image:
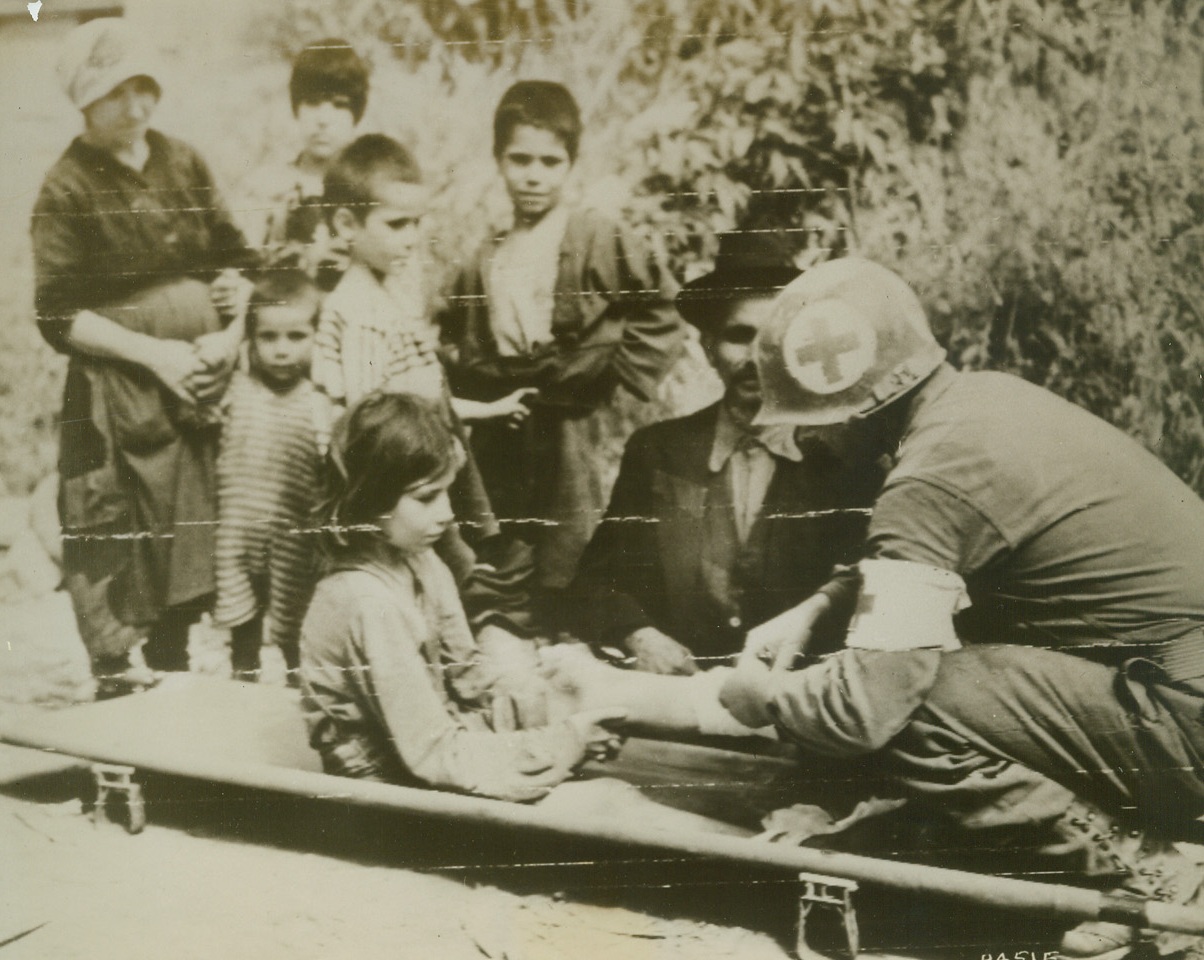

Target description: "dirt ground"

left=0, top=776, right=797, bottom=960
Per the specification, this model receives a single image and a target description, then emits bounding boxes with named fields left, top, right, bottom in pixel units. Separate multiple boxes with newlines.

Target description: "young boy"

left=213, top=267, right=333, bottom=682
left=439, top=81, right=686, bottom=608
left=315, top=134, right=530, bottom=541
left=244, top=39, right=370, bottom=290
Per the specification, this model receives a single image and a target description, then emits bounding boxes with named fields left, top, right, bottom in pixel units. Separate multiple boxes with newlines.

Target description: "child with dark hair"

left=440, top=80, right=687, bottom=607
left=289, top=39, right=370, bottom=124
left=491, top=79, right=582, bottom=178
left=244, top=38, right=371, bottom=290
left=299, top=392, right=625, bottom=798
left=213, top=266, right=334, bottom=682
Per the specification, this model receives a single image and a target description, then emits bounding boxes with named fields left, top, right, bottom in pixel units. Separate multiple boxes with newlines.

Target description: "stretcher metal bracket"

left=796, top=871, right=859, bottom=960
left=91, top=762, right=145, bottom=834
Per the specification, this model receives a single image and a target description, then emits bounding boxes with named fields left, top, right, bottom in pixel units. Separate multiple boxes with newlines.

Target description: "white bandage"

left=844, top=559, right=969, bottom=653
left=688, top=668, right=777, bottom=739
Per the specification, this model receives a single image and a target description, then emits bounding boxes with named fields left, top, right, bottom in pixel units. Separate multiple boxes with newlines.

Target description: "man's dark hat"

left=675, top=230, right=801, bottom=329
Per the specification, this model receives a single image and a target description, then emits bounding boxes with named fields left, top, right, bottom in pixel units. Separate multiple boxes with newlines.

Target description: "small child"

left=315, top=133, right=531, bottom=541
left=213, top=267, right=333, bottom=682
left=247, top=38, right=370, bottom=290
left=299, top=392, right=624, bottom=799
left=439, top=80, right=686, bottom=602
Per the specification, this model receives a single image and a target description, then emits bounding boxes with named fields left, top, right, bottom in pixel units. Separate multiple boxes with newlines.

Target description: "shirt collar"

left=708, top=404, right=803, bottom=473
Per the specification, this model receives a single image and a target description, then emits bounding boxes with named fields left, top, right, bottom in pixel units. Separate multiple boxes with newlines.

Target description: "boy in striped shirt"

left=313, top=134, right=533, bottom=546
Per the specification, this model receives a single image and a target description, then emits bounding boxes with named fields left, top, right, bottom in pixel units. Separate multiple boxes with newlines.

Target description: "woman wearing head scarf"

left=31, top=18, right=257, bottom=697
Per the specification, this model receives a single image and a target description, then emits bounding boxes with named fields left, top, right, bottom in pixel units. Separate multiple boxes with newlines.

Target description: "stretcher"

left=1, top=674, right=1201, bottom=960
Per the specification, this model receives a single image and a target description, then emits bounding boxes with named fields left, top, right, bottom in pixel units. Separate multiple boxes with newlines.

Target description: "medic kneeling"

left=545, top=257, right=1204, bottom=960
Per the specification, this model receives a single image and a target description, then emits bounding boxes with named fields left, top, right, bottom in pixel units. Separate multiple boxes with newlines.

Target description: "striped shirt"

left=312, top=262, right=444, bottom=407
left=214, top=370, right=333, bottom=650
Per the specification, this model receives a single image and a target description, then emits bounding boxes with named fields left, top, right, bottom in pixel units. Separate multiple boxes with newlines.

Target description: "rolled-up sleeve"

left=765, top=648, right=943, bottom=757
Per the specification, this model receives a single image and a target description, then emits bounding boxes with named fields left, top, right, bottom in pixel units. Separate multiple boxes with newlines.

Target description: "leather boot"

left=1051, top=798, right=1203, bottom=960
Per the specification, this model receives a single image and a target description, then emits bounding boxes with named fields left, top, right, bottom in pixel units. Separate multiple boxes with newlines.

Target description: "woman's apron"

left=59, top=278, right=222, bottom=660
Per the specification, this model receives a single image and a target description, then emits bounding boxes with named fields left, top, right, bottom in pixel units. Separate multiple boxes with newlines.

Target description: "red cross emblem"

left=782, top=300, right=876, bottom=394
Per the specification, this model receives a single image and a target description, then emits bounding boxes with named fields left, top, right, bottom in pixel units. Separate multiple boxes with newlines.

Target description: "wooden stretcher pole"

left=2, top=716, right=1201, bottom=937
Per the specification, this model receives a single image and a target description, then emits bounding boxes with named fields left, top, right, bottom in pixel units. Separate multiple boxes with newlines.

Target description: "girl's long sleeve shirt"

left=300, top=552, right=584, bottom=802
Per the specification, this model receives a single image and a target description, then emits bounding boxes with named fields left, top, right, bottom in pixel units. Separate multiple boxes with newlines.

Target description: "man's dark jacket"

left=563, top=403, right=884, bottom=663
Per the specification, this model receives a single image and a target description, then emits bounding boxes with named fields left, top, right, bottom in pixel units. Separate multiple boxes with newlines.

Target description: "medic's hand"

left=625, top=626, right=698, bottom=676
left=741, top=593, right=832, bottom=672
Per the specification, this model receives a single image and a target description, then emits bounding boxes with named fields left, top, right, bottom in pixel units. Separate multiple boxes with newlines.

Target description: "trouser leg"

left=887, top=645, right=1204, bottom=834
left=229, top=617, right=263, bottom=680
left=279, top=639, right=299, bottom=673
left=143, top=615, right=189, bottom=672
left=448, top=433, right=501, bottom=545
left=142, top=597, right=208, bottom=673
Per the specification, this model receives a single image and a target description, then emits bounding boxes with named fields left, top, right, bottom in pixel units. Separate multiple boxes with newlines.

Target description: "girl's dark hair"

left=323, top=134, right=422, bottom=224
left=289, top=38, right=370, bottom=122
left=319, top=393, right=459, bottom=560
left=492, top=80, right=581, bottom=161
left=246, top=262, right=321, bottom=338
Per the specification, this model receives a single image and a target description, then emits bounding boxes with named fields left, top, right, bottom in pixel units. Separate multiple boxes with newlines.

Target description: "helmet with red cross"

left=752, top=258, right=946, bottom=428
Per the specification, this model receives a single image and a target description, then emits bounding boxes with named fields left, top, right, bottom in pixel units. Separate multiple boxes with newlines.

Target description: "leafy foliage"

left=266, top=0, right=1204, bottom=490
left=872, top=1, right=1204, bottom=487
left=5, top=0, right=1201, bottom=497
